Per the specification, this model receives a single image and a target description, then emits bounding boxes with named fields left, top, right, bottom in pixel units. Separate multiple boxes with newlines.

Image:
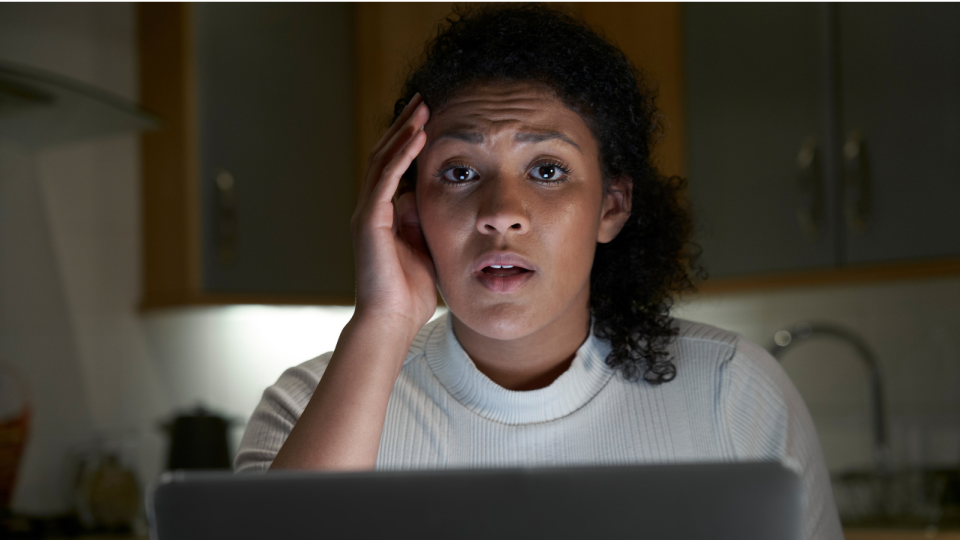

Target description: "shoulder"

left=669, top=318, right=800, bottom=453
left=671, top=318, right=785, bottom=385
left=671, top=318, right=813, bottom=458
left=670, top=319, right=843, bottom=538
left=257, top=314, right=445, bottom=414
left=268, top=351, right=334, bottom=407
left=234, top=317, right=445, bottom=473
left=233, top=350, right=333, bottom=473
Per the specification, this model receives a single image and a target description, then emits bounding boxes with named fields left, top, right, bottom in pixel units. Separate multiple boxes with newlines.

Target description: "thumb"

left=396, top=192, right=430, bottom=255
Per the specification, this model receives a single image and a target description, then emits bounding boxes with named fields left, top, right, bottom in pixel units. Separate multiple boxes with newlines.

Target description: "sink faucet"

left=768, top=322, right=892, bottom=473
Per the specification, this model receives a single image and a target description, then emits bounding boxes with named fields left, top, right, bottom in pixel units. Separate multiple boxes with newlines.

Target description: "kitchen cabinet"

left=139, top=3, right=356, bottom=307
left=194, top=3, right=355, bottom=297
left=685, top=3, right=960, bottom=286
left=838, top=4, right=960, bottom=265
left=685, top=3, right=837, bottom=278
left=139, top=3, right=687, bottom=308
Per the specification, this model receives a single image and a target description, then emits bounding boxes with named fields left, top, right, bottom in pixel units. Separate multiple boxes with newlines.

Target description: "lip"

left=472, top=251, right=537, bottom=294
left=473, top=252, right=537, bottom=273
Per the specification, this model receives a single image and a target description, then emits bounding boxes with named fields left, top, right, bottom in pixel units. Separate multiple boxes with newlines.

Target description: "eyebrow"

left=514, top=131, right=581, bottom=152
left=430, top=130, right=484, bottom=147
left=429, top=130, right=582, bottom=153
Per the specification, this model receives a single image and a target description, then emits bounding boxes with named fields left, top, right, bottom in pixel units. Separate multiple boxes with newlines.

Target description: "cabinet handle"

left=795, top=136, right=823, bottom=239
left=215, top=170, right=238, bottom=266
left=843, top=130, right=871, bottom=234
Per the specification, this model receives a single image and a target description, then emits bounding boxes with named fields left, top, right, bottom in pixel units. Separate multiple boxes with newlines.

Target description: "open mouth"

left=473, top=252, right=536, bottom=293
left=481, top=265, right=531, bottom=277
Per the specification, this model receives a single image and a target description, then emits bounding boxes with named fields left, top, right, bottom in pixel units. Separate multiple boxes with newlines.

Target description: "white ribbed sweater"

left=236, top=314, right=843, bottom=540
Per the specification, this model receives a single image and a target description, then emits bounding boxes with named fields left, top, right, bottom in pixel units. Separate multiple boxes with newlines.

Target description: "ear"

left=396, top=191, right=430, bottom=255
left=597, top=175, right=632, bottom=244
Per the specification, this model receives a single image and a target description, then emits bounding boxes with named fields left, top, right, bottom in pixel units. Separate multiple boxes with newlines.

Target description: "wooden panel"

left=138, top=2, right=202, bottom=307
left=576, top=3, right=686, bottom=178
left=354, top=3, right=686, bottom=181
left=845, top=530, right=960, bottom=540
left=140, top=292, right=355, bottom=310
left=695, top=256, right=960, bottom=296
left=354, top=2, right=457, bottom=191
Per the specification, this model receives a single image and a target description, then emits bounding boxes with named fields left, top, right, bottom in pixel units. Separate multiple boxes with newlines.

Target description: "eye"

left=445, top=166, right=476, bottom=182
left=434, top=162, right=479, bottom=185
left=528, top=160, right=572, bottom=183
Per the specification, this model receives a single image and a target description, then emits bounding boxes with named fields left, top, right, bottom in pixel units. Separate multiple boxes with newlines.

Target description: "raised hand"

left=350, top=94, right=436, bottom=335
left=271, top=96, right=434, bottom=471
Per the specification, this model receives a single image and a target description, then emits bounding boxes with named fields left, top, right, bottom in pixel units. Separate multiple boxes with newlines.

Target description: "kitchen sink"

left=835, top=468, right=960, bottom=529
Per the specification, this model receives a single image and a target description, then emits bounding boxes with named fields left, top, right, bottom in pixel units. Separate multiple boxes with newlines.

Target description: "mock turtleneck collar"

left=422, top=313, right=615, bottom=425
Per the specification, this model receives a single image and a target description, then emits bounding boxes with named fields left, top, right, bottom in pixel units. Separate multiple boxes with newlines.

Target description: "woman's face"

left=415, top=81, right=630, bottom=341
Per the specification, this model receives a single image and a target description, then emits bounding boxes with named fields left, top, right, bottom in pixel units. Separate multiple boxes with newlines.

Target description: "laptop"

left=147, top=461, right=801, bottom=540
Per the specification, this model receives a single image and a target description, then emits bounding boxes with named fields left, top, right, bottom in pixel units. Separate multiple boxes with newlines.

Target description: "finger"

left=375, top=103, right=430, bottom=175
left=365, top=102, right=429, bottom=205
left=358, top=94, right=421, bottom=205
left=370, top=93, right=423, bottom=165
left=360, top=103, right=430, bottom=203
left=374, top=127, right=426, bottom=205
left=372, top=127, right=426, bottom=207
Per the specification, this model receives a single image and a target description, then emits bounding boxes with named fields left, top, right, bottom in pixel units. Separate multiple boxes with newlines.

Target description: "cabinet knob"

left=215, top=170, right=238, bottom=266
left=795, top=136, right=824, bottom=240
left=843, top=130, right=871, bottom=234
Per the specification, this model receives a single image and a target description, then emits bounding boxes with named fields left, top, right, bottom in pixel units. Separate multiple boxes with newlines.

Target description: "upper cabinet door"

left=839, top=4, right=960, bottom=265
left=685, top=4, right=837, bottom=279
left=194, top=4, right=356, bottom=296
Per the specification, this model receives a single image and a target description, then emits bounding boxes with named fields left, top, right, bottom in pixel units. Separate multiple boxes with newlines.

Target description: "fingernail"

left=402, top=95, right=418, bottom=112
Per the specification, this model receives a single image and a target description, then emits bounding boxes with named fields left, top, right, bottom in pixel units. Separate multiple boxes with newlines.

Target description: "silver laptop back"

left=148, top=462, right=801, bottom=540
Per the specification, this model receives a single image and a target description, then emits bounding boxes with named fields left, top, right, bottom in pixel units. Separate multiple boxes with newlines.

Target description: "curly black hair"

left=391, top=4, right=701, bottom=384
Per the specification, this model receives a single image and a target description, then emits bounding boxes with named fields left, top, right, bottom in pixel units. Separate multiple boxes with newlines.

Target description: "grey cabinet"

left=839, top=4, right=960, bottom=265
left=685, top=3, right=960, bottom=279
left=194, top=3, right=356, bottom=296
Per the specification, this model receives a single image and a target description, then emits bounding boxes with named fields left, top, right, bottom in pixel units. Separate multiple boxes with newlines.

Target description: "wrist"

left=348, top=310, right=423, bottom=349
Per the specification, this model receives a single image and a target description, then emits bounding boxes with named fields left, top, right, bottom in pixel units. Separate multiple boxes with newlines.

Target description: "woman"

left=236, top=5, right=842, bottom=539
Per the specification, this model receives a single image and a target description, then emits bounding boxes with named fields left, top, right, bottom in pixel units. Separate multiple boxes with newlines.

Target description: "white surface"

left=673, top=276, right=960, bottom=472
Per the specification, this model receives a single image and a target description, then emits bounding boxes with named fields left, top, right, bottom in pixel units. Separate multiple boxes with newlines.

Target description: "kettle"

left=160, top=406, right=239, bottom=470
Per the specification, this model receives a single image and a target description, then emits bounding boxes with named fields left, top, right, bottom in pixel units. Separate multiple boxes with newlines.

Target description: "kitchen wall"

left=674, top=276, right=960, bottom=473
left=2, top=1, right=958, bottom=516
left=0, top=3, right=165, bottom=513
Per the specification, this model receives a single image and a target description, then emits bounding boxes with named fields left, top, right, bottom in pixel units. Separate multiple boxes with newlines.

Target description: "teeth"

left=489, top=265, right=513, bottom=269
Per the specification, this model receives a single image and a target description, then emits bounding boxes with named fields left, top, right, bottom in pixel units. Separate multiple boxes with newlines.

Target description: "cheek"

left=416, top=187, right=471, bottom=262
left=542, top=190, right=603, bottom=244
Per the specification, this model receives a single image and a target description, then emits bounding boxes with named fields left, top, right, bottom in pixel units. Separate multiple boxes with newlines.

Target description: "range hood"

left=0, top=60, right=159, bottom=149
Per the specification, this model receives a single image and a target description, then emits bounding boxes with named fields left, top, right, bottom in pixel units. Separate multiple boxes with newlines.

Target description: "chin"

left=445, top=295, right=546, bottom=341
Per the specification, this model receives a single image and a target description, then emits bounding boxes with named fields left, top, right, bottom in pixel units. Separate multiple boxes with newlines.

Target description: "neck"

left=450, top=293, right=591, bottom=391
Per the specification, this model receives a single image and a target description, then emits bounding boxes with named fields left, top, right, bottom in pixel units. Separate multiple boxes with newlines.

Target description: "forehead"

left=426, top=81, right=594, bottom=143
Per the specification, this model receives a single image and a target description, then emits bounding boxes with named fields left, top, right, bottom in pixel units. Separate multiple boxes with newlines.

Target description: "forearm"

left=269, top=314, right=418, bottom=471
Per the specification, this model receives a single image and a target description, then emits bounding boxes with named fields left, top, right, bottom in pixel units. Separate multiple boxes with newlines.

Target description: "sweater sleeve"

left=233, top=352, right=332, bottom=473
left=719, top=337, right=844, bottom=540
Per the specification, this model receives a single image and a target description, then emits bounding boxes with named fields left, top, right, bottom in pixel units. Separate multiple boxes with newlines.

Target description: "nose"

left=476, top=175, right=530, bottom=236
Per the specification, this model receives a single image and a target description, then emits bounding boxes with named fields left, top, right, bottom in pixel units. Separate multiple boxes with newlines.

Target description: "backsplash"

left=673, top=275, right=960, bottom=473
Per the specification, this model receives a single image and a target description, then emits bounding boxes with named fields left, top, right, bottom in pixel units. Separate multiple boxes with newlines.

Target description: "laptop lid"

left=148, top=461, right=800, bottom=540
